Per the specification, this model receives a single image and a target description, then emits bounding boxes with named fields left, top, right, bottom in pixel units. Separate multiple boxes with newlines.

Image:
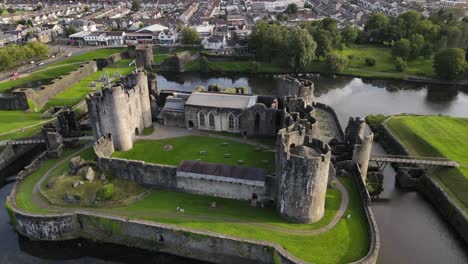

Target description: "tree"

left=433, top=48, right=466, bottom=80
left=397, top=11, right=422, bottom=38
left=409, top=33, right=425, bottom=58
left=392, top=38, right=411, bottom=59
left=365, top=13, right=389, bottom=31
left=325, top=53, right=348, bottom=73
left=287, top=27, right=316, bottom=72
left=341, top=25, right=359, bottom=45
left=0, top=49, right=13, bottom=70
left=199, top=56, right=209, bottom=73
left=7, top=7, right=15, bottom=14
left=365, top=57, right=376, bottom=66
left=394, top=57, right=407, bottom=72
left=35, top=3, right=43, bottom=10
left=131, top=0, right=141, bottom=12
left=27, top=42, right=50, bottom=58
left=65, top=26, right=77, bottom=37
left=421, top=43, right=433, bottom=60
left=313, top=29, right=332, bottom=59
left=285, top=3, right=298, bottom=15
left=84, top=6, right=90, bottom=12
left=181, top=27, right=201, bottom=45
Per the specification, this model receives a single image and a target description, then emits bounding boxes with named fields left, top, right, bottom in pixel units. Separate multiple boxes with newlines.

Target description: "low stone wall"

left=379, top=122, right=468, bottom=245
left=16, top=151, right=47, bottom=180
left=0, top=94, right=29, bottom=110
left=12, top=61, right=98, bottom=110
left=0, top=144, right=42, bottom=174
left=94, top=52, right=126, bottom=70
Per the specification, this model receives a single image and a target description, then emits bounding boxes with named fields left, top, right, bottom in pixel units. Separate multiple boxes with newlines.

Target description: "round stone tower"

left=135, top=45, right=153, bottom=71
left=276, top=125, right=331, bottom=223
left=136, top=71, right=152, bottom=128
left=105, top=86, right=133, bottom=151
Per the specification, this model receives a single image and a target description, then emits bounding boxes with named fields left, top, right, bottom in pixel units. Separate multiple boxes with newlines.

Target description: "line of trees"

left=0, top=42, right=50, bottom=70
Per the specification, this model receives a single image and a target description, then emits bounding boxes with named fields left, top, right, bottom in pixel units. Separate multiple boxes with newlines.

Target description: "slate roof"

left=178, top=160, right=267, bottom=182
left=186, top=92, right=257, bottom=110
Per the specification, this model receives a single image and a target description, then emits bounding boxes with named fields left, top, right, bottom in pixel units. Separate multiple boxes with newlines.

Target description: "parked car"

left=67, top=52, right=72, bottom=57
left=10, top=72, right=19, bottom=80
left=37, top=62, right=45, bottom=66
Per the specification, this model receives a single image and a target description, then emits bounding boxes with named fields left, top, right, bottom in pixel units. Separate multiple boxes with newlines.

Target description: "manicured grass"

left=386, top=115, right=468, bottom=211
left=109, top=176, right=368, bottom=263
left=336, top=45, right=435, bottom=78
left=0, top=64, right=80, bottom=92
left=112, top=136, right=275, bottom=173
left=48, top=48, right=126, bottom=67
left=44, top=59, right=134, bottom=108
left=0, top=111, right=46, bottom=135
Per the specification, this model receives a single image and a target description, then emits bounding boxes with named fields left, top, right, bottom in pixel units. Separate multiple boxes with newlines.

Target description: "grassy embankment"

left=45, top=59, right=134, bottom=108
left=112, top=136, right=275, bottom=173
left=14, top=142, right=369, bottom=263
left=183, top=45, right=436, bottom=80
left=0, top=49, right=126, bottom=141
left=386, top=115, right=468, bottom=212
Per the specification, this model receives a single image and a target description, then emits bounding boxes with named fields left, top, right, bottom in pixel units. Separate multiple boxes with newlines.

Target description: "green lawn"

left=48, top=48, right=126, bottom=67
left=386, top=116, right=468, bottom=211
left=112, top=136, right=275, bottom=173
left=0, top=111, right=46, bottom=135
left=44, top=59, right=134, bottom=108
left=108, top=176, right=369, bottom=264
left=0, top=64, right=80, bottom=92
left=336, top=45, right=435, bottom=78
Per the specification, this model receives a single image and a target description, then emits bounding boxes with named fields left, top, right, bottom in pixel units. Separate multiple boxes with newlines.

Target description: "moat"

left=1, top=74, right=468, bottom=264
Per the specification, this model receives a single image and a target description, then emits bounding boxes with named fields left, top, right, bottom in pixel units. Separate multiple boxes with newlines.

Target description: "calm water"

left=1, top=73, right=467, bottom=263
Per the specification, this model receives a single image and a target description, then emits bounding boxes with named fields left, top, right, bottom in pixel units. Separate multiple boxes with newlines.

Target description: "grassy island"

left=12, top=140, right=371, bottom=263
left=386, top=115, right=468, bottom=211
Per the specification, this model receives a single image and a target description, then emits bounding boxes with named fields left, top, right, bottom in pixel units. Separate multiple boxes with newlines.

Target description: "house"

left=68, top=31, right=91, bottom=46
left=0, top=33, right=19, bottom=45
left=83, top=32, right=108, bottom=46
left=158, top=29, right=177, bottom=44
left=34, top=28, right=56, bottom=43
left=107, top=31, right=126, bottom=45
left=70, top=20, right=97, bottom=32
left=202, top=35, right=227, bottom=50
left=124, top=32, right=154, bottom=45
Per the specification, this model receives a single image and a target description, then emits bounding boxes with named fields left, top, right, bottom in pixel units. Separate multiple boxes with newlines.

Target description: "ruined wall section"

left=240, top=103, right=278, bottom=137
left=135, top=45, right=153, bottom=71
left=276, top=75, right=314, bottom=106
left=13, top=62, right=97, bottom=110
left=276, top=124, right=331, bottom=223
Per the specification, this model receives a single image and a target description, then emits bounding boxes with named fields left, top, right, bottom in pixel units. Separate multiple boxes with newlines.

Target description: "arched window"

left=199, top=112, right=205, bottom=127
left=228, top=114, right=235, bottom=130
left=209, top=113, right=215, bottom=128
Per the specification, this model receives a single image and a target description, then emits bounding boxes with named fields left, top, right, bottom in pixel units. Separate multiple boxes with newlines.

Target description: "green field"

left=386, top=116, right=468, bottom=211
left=112, top=136, right=275, bottom=173
left=184, top=59, right=292, bottom=73
left=336, top=45, right=435, bottom=78
left=0, top=111, right=46, bottom=136
left=49, top=48, right=126, bottom=67
left=45, top=59, right=135, bottom=108
left=153, top=47, right=201, bottom=66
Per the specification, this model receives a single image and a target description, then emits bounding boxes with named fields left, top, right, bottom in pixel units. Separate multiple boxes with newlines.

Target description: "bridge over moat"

left=369, top=154, right=459, bottom=173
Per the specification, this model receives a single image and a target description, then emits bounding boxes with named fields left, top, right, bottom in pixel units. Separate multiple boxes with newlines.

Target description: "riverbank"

left=155, top=45, right=467, bottom=85
left=368, top=115, right=468, bottom=245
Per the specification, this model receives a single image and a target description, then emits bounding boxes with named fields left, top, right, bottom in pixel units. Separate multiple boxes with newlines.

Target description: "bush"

left=98, top=183, right=115, bottom=201
left=394, top=57, right=407, bottom=72
left=365, top=57, right=376, bottom=66
left=433, top=48, right=466, bottom=80
left=248, top=61, right=259, bottom=74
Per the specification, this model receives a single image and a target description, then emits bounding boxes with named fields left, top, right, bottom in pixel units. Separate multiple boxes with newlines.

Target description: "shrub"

left=98, top=183, right=115, bottom=201
left=365, top=57, right=376, bottom=66
left=394, top=57, right=407, bottom=72
left=325, top=53, right=348, bottom=73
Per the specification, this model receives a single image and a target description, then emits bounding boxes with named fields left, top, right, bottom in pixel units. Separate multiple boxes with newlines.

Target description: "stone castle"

left=88, top=70, right=371, bottom=224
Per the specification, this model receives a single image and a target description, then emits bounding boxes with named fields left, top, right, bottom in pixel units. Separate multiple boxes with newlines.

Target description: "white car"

left=67, top=53, right=72, bottom=57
